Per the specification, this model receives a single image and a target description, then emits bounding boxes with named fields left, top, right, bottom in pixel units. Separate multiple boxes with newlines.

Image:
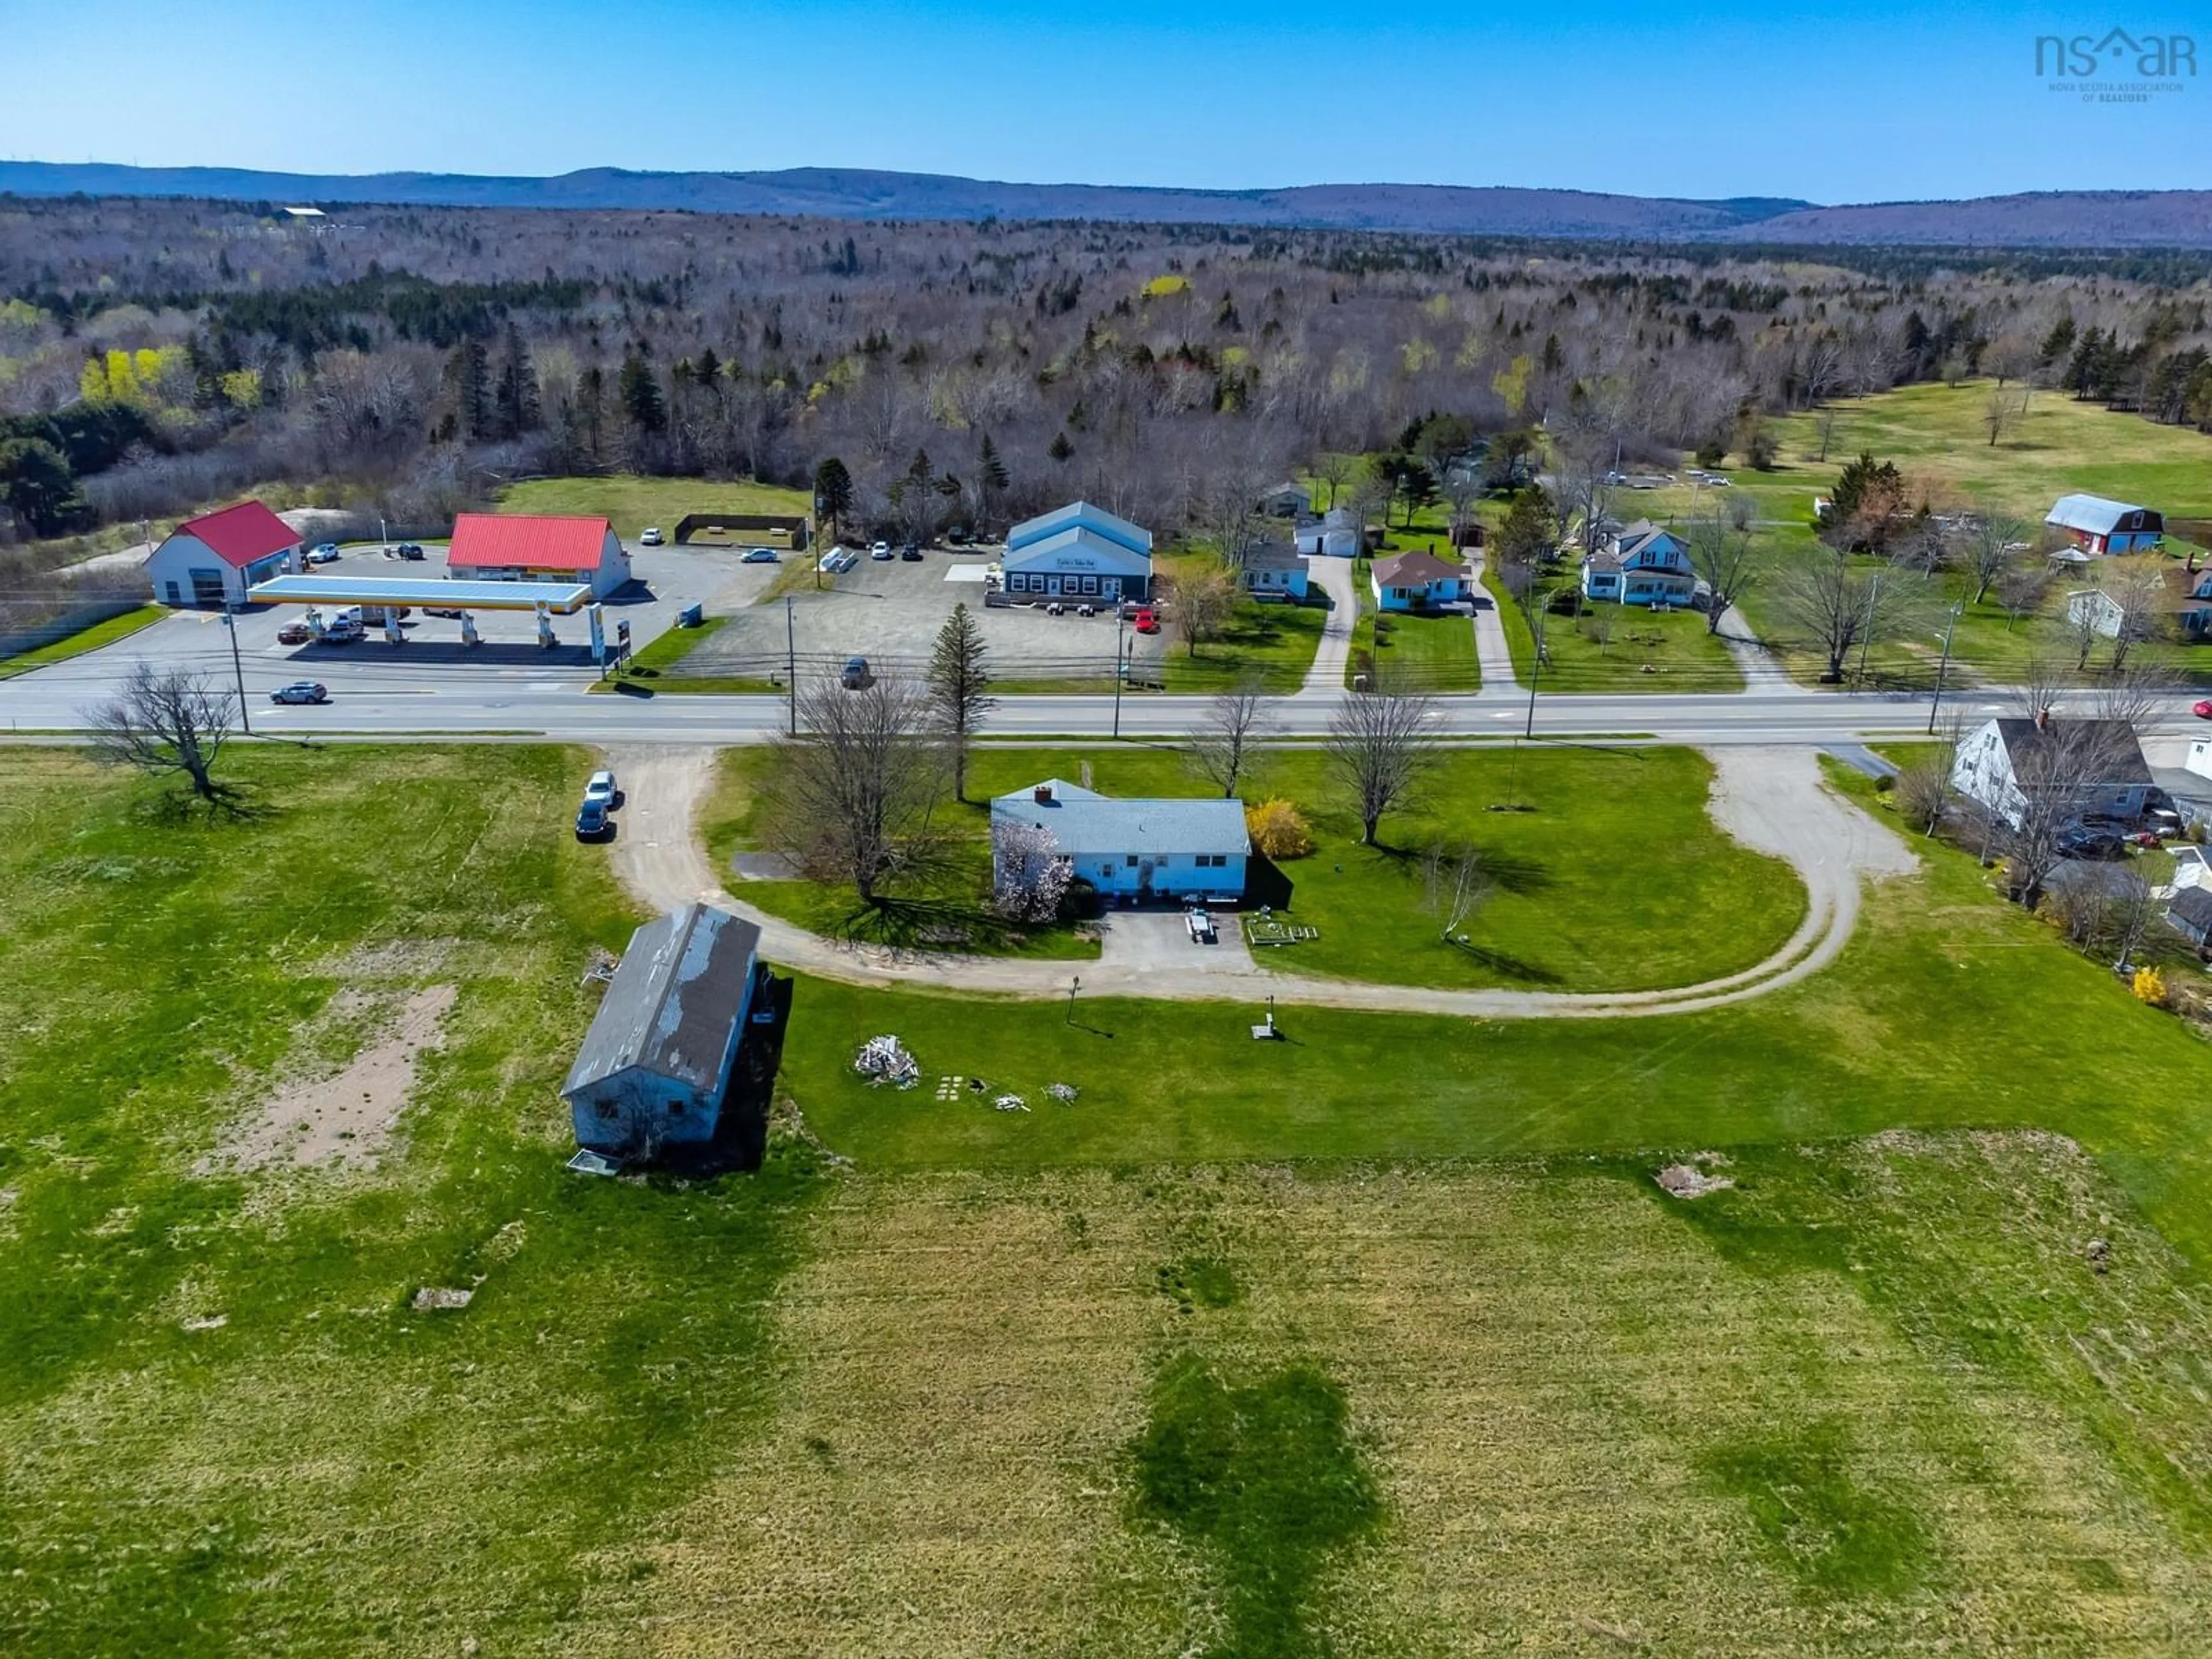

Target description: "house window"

left=1126, top=855, right=1139, bottom=868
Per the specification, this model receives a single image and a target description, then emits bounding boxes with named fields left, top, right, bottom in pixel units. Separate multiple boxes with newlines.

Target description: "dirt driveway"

left=605, top=743, right=1917, bottom=1021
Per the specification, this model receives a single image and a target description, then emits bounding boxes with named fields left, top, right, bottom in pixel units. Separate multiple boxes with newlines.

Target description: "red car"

left=2194, top=699, right=2212, bottom=719
left=1132, top=607, right=1159, bottom=634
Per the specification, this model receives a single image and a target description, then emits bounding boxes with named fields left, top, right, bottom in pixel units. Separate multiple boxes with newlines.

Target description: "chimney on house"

left=1034, top=783, right=1054, bottom=804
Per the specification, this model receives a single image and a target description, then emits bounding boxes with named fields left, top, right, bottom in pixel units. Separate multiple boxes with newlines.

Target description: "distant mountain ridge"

left=5, top=161, right=2210, bottom=248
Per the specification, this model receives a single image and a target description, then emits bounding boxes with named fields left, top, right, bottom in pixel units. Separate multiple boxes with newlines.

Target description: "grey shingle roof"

left=991, top=782, right=1248, bottom=860
left=2168, top=885, right=2212, bottom=933
left=1243, top=542, right=1306, bottom=573
left=563, top=903, right=760, bottom=1096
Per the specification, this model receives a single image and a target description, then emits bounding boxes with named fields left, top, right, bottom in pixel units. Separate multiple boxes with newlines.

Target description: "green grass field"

left=710, top=742, right=1805, bottom=993
left=1344, top=601, right=1479, bottom=691
left=0, top=604, right=166, bottom=680
left=1484, top=578, right=1744, bottom=694
left=497, top=473, right=812, bottom=539
left=10, top=745, right=2212, bottom=1652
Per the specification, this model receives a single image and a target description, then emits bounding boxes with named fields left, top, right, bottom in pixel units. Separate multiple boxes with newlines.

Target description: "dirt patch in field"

left=209, top=984, right=457, bottom=1173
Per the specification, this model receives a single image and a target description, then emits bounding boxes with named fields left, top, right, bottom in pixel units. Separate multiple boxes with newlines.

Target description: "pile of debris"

left=994, top=1094, right=1029, bottom=1113
left=1654, top=1160, right=1735, bottom=1200
left=1045, top=1082, right=1079, bottom=1104
left=854, top=1034, right=920, bottom=1089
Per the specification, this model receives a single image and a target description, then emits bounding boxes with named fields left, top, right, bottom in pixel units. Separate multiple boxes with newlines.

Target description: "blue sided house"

left=1580, top=520, right=1700, bottom=607
left=991, top=779, right=1248, bottom=902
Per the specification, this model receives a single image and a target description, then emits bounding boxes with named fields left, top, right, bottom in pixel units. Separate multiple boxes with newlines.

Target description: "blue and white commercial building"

left=991, top=778, right=1248, bottom=902
left=1000, top=501, right=1154, bottom=602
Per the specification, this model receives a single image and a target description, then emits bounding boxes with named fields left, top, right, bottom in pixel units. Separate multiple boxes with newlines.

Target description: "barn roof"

left=2046, top=494, right=2159, bottom=536
left=1006, top=500, right=1153, bottom=556
left=166, top=500, right=300, bottom=567
left=563, top=904, right=761, bottom=1097
left=991, top=781, right=1248, bottom=861
left=448, top=513, right=615, bottom=571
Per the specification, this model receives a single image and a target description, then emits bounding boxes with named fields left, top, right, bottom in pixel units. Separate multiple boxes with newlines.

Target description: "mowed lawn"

left=8, top=747, right=2212, bottom=1651
left=1486, top=576, right=1745, bottom=694
left=0, top=603, right=167, bottom=680
left=1345, top=602, right=1479, bottom=691
left=497, top=472, right=812, bottom=539
left=707, top=743, right=1805, bottom=992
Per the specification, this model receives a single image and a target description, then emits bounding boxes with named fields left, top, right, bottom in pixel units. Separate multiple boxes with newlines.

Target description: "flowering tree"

left=992, top=818, right=1070, bottom=922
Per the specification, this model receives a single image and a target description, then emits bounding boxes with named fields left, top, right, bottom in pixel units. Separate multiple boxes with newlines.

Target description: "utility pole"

left=1856, top=568, right=1883, bottom=685
left=223, top=611, right=252, bottom=736
left=1111, top=600, right=1127, bottom=738
left=785, top=595, right=798, bottom=736
left=1926, top=600, right=1964, bottom=736
left=1065, top=974, right=1081, bottom=1025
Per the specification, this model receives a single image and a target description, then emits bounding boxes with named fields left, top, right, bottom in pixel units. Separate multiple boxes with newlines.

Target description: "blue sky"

left=5, top=1, right=2206, bottom=202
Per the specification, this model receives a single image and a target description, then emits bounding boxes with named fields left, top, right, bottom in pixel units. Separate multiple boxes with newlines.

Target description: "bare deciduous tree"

left=1326, top=679, right=1434, bottom=846
left=1988, top=712, right=2144, bottom=910
left=1960, top=513, right=2028, bottom=605
left=1165, top=560, right=1238, bottom=658
left=1772, top=548, right=1919, bottom=683
left=1995, top=558, right=2053, bottom=630
left=1688, top=500, right=1759, bottom=636
left=768, top=676, right=948, bottom=904
left=1190, top=676, right=1270, bottom=798
left=1422, top=842, right=1493, bottom=941
left=87, top=661, right=237, bottom=802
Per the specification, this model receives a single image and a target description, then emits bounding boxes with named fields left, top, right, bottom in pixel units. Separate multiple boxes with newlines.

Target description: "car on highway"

left=2194, top=699, right=2212, bottom=720
left=276, top=622, right=313, bottom=645
left=575, top=799, right=611, bottom=841
left=270, top=681, right=329, bottom=705
left=583, top=769, right=618, bottom=810
left=840, top=655, right=872, bottom=689
left=639, top=527, right=665, bottom=546
left=743, top=546, right=779, bottom=563
left=306, top=543, right=340, bottom=564
left=1132, top=607, right=1160, bottom=634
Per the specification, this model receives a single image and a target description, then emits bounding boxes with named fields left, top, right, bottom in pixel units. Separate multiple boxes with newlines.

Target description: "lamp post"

left=222, top=611, right=252, bottom=736
left=785, top=595, right=798, bottom=736
left=1066, top=974, right=1081, bottom=1024
left=1856, top=569, right=1883, bottom=685
left=1111, top=601, right=1128, bottom=738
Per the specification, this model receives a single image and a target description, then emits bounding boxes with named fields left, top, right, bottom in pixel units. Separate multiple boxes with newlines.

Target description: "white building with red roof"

left=445, top=513, right=631, bottom=597
left=145, top=500, right=303, bottom=608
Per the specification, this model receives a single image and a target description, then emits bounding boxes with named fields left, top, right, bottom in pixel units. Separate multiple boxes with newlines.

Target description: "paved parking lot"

left=683, top=549, right=1171, bottom=684
left=17, top=537, right=768, bottom=702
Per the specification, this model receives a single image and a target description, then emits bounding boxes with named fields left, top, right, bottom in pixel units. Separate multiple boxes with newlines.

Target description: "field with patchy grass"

left=704, top=742, right=1804, bottom=991
left=1485, top=575, right=1744, bottom=694
left=497, top=473, right=812, bottom=539
left=13, top=746, right=2212, bottom=1654
left=0, top=603, right=167, bottom=679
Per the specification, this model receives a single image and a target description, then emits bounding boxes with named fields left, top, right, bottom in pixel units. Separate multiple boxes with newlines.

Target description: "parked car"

left=320, top=620, right=364, bottom=643
left=276, top=622, right=313, bottom=645
left=270, top=681, right=329, bottom=705
left=2058, top=825, right=2125, bottom=860
left=840, top=655, right=872, bottom=690
left=575, top=799, right=611, bottom=841
left=422, top=605, right=466, bottom=620
left=1132, top=607, right=1160, bottom=634
left=395, top=542, right=425, bottom=561
left=639, top=527, right=665, bottom=546
left=900, top=545, right=925, bottom=561
left=743, top=546, right=779, bottom=563
left=306, top=543, right=340, bottom=564
left=583, top=769, right=618, bottom=810
left=359, top=605, right=412, bottom=625
left=869, top=540, right=892, bottom=559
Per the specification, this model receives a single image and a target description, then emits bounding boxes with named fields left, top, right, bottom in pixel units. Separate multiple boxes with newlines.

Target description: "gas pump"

left=536, top=601, right=557, bottom=649
left=383, top=611, right=404, bottom=646
left=459, top=612, right=480, bottom=647
left=305, top=605, right=325, bottom=639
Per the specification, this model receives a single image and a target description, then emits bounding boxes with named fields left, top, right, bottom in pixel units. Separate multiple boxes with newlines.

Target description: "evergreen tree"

left=618, top=352, right=666, bottom=434
left=448, top=336, right=492, bottom=442
left=925, top=602, right=995, bottom=802
left=2066, top=327, right=2104, bottom=399
left=493, top=323, right=539, bottom=440
left=1048, top=430, right=1074, bottom=463
left=2039, top=315, right=2077, bottom=366
left=978, top=433, right=1009, bottom=528
left=1495, top=484, right=1556, bottom=568
left=812, top=456, right=854, bottom=541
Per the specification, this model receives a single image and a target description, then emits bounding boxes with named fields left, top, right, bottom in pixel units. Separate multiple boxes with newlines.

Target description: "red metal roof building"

left=446, top=514, right=631, bottom=597
left=145, top=499, right=304, bottom=607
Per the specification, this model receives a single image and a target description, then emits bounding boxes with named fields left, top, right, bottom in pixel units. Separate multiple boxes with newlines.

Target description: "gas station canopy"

left=246, top=575, right=596, bottom=613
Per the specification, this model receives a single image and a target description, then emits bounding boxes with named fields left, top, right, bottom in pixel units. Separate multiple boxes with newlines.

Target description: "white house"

left=562, top=903, right=762, bottom=1156
left=1369, top=549, right=1470, bottom=612
left=1240, top=542, right=1310, bottom=602
left=1257, top=481, right=1312, bottom=518
left=1950, top=714, right=2153, bottom=830
left=991, top=779, right=1248, bottom=902
left=1580, top=521, right=1699, bottom=607
left=999, top=501, right=1153, bottom=602
left=1293, top=507, right=1361, bottom=560
left=2046, top=494, right=2164, bottom=556
left=145, top=499, right=302, bottom=608
left=446, top=513, right=631, bottom=597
